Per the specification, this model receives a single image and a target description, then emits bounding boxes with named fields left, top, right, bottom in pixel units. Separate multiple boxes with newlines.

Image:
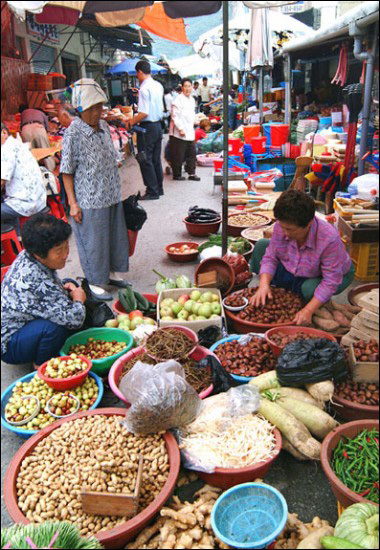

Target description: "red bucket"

left=243, top=125, right=260, bottom=144
left=213, top=158, right=224, bottom=172
left=228, top=138, right=242, bottom=155
left=251, top=136, right=267, bottom=154
left=270, top=124, right=289, bottom=146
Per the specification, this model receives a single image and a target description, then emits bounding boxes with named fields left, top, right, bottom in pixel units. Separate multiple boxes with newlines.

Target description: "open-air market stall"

left=2, top=2, right=379, bottom=549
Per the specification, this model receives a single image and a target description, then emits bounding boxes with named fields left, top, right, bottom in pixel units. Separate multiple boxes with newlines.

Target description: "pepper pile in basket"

left=330, top=428, right=379, bottom=503
left=214, top=337, right=277, bottom=377
left=187, top=206, right=220, bottom=223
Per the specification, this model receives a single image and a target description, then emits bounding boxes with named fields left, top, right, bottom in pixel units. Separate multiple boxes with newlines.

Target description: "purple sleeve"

left=314, top=237, right=345, bottom=303
left=259, top=224, right=281, bottom=276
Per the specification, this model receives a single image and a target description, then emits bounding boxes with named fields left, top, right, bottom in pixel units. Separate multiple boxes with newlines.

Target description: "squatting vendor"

left=250, top=190, right=355, bottom=325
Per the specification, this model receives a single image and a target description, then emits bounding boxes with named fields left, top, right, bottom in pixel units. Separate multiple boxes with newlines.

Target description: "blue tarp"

left=107, top=59, right=167, bottom=75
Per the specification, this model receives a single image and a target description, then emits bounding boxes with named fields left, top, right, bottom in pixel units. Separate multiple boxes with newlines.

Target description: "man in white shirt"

left=127, top=60, right=164, bottom=200
left=1, top=122, right=47, bottom=233
left=169, top=78, right=200, bottom=181
left=199, top=77, right=213, bottom=114
left=192, top=81, right=200, bottom=112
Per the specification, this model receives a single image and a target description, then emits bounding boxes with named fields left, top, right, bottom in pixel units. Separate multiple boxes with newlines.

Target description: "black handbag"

left=62, top=277, right=114, bottom=329
left=122, top=193, right=147, bottom=231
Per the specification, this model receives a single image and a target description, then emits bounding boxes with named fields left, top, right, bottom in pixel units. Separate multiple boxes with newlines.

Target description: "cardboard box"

left=157, top=288, right=225, bottom=334
left=358, top=290, right=379, bottom=313
left=349, top=343, right=378, bottom=383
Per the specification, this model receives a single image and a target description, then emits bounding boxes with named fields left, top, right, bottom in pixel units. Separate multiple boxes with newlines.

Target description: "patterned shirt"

left=260, top=217, right=352, bottom=303
left=1, top=251, right=86, bottom=355
left=60, top=117, right=121, bottom=209
left=1, top=136, right=46, bottom=216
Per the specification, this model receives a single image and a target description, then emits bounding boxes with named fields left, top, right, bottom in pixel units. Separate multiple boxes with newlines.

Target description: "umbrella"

left=107, top=58, right=167, bottom=75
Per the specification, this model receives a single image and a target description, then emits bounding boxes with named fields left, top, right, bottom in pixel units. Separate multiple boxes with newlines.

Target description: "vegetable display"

left=159, top=291, right=222, bottom=322
left=228, top=213, right=270, bottom=227
left=187, top=206, right=221, bottom=224
left=68, top=338, right=126, bottom=359
left=118, top=286, right=157, bottom=316
left=4, top=375, right=98, bottom=431
left=16, top=415, right=169, bottom=534
left=275, top=514, right=333, bottom=549
left=119, top=353, right=212, bottom=395
left=312, top=301, right=360, bottom=334
left=334, top=378, right=379, bottom=407
left=153, top=270, right=192, bottom=294
left=214, top=336, right=277, bottom=377
left=330, top=429, right=379, bottom=503
left=145, top=328, right=196, bottom=361
left=44, top=355, right=89, bottom=379
left=333, top=502, right=379, bottom=549
left=353, top=340, right=379, bottom=362
left=197, top=235, right=251, bottom=255
left=222, top=254, right=251, bottom=286
left=230, top=287, right=304, bottom=324
left=167, top=244, right=198, bottom=255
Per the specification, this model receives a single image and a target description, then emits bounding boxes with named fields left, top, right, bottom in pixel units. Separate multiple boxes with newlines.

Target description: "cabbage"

left=334, top=503, right=379, bottom=549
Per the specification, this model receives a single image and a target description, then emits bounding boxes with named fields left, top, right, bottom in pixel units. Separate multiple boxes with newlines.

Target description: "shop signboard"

left=26, top=14, right=59, bottom=44
left=281, top=1, right=312, bottom=13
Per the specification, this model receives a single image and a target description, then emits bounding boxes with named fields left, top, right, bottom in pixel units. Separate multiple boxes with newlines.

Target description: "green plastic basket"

left=60, top=328, right=134, bottom=376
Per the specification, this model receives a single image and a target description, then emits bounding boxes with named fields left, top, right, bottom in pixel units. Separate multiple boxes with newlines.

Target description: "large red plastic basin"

left=195, top=428, right=282, bottom=489
left=4, top=408, right=181, bottom=549
left=331, top=393, right=379, bottom=421
left=109, top=345, right=215, bottom=405
left=265, top=326, right=337, bottom=358
left=320, top=419, right=379, bottom=510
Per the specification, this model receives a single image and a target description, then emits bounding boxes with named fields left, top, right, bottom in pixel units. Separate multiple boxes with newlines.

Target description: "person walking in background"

left=60, top=78, right=130, bottom=302
left=192, top=81, right=200, bottom=112
left=1, top=122, right=47, bottom=234
left=199, top=77, right=213, bottom=114
left=19, top=105, right=56, bottom=172
left=127, top=60, right=164, bottom=201
left=169, top=78, right=200, bottom=182
left=163, top=87, right=174, bottom=133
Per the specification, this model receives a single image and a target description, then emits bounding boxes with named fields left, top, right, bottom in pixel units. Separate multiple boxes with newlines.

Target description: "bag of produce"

left=119, top=359, right=202, bottom=434
left=197, top=130, right=221, bottom=153
left=197, top=355, right=241, bottom=394
left=276, top=339, right=348, bottom=387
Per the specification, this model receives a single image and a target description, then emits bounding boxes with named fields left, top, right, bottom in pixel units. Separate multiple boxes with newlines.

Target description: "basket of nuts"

left=1, top=371, right=103, bottom=438
left=265, top=326, right=337, bottom=358
left=227, top=213, right=272, bottom=237
left=224, top=288, right=305, bottom=334
left=38, top=354, right=92, bottom=390
left=332, top=378, right=379, bottom=420
left=60, top=328, right=134, bottom=376
left=4, top=409, right=181, bottom=548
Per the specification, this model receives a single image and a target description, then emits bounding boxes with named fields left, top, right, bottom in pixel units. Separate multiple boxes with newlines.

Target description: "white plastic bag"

left=120, top=359, right=202, bottom=435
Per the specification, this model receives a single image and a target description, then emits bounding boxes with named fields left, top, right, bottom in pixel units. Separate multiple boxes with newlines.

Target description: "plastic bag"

left=197, top=130, right=221, bottom=153
left=197, top=355, right=241, bottom=394
left=175, top=385, right=260, bottom=473
left=119, top=359, right=202, bottom=434
left=78, top=278, right=114, bottom=329
left=276, top=339, right=348, bottom=387
left=122, top=192, right=147, bottom=231
left=197, top=326, right=222, bottom=349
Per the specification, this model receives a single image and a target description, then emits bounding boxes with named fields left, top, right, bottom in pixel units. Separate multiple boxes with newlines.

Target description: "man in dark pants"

left=127, top=60, right=164, bottom=200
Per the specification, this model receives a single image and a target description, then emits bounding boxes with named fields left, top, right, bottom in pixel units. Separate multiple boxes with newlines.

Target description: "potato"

left=312, top=316, right=340, bottom=332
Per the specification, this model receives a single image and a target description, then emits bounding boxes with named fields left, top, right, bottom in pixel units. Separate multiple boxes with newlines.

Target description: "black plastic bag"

left=276, top=338, right=348, bottom=387
left=197, top=326, right=222, bottom=348
left=122, top=193, right=147, bottom=231
left=198, top=355, right=241, bottom=394
left=80, top=278, right=114, bottom=329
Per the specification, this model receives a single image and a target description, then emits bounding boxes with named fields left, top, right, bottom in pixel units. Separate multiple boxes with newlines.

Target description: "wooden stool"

left=1, top=224, right=23, bottom=266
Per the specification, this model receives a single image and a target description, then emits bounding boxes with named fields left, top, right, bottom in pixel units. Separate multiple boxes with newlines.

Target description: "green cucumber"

left=118, top=289, right=132, bottom=313
left=321, top=536, right=365, bottom=549
left=124, top=285, right=137, bottom=310
left=133, top=291, right=149, bottom=311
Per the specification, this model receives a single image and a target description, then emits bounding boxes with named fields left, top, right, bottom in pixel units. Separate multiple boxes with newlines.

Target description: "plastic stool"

left=1, top=224, right=23, bottom=266
left=1, top=265, right=10, bottom=283
left=19, top=206, right=52, bottom=230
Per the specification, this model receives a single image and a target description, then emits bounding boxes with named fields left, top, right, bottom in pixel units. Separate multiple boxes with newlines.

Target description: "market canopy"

left=281, top=0, right=379, bottom=53
left=107, top=58, right=167, bottom=75
left=165, top=54, right=221, bottom=79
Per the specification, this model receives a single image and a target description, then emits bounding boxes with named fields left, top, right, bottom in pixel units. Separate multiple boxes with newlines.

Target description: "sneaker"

left=108, top=279, right=131, bottom=289
left=139, top=194, right=160, bottom=201
left=188, top=175, right=201, bottom=181
left=89, top=284, right=113, bottom=301
left=173, top=176, right=186, bottom=181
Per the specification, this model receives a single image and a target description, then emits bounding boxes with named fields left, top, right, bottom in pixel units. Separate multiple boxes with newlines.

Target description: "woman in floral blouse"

left=1, top=214, right=86, bottom=367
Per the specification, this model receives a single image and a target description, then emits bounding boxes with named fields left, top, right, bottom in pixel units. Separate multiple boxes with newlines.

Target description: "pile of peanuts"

left=214, top=337, right=277, bottom=377
left=334, top=378, right=379, bottom=407
left=16, top=415, right=169, bottom=536
left=236, top=288, right=303, bottom=324
left=228, top=214, right=269, bottom=227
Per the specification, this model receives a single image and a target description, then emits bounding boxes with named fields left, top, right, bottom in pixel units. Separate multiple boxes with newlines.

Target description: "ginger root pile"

left=275, top=513, right=333, bottom=549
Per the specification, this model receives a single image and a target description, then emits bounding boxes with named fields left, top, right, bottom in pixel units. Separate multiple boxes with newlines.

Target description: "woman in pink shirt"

left=250, top=190, right=354, bottom=326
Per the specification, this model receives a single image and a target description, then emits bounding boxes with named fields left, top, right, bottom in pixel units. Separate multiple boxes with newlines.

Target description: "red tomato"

left=129, top=310, right=143, bottom=320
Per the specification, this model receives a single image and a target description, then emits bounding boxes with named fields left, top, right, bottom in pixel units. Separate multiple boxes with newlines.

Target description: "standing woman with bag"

left=60, top=78, right=130, bottom=301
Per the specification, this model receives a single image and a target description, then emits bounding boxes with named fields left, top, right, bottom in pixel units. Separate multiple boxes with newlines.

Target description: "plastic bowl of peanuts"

left=4, top=408, right=181, bottom=548
left=227, top=213, right=272, bottom=237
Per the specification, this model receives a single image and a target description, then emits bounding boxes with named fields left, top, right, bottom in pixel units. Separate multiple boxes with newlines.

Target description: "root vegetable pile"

left=312, top=300, right=360, bottom=334
left=69, top=338, right=126, bottom=359
left=44, top=354, right=88, bottom=379
left=145, top=328, right=195, bottom=361
left=232, top=288, right=303, bottom=324
left=119, top=353, right=212, bottom=395
left=268, top=331, right=321, bottom=347
left=5, top=375, right=98, bottom=430
left=16, top=415, right=169, bottom=535
left=334, top=378, right=379, bottom=406
left=214, top=337, right=277, bottom=377
left=353, top=339, right=379, bottom=362
left=275, top=514, right=333, bottom=549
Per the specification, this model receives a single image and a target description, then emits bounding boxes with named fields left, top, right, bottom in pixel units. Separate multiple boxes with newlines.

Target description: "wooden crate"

left=349, top=343, right=378, bottom=383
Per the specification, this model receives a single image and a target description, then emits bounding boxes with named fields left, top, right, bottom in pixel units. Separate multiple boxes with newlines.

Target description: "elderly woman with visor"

left=60, top=78, right=130, bottom=301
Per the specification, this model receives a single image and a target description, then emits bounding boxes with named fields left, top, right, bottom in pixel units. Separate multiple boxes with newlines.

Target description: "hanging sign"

left=26, top=14, right=59, bottom=44
left=281, top=1, right=312, bottom=14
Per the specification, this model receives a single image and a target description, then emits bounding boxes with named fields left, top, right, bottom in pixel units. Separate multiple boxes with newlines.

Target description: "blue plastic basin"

left=210, top=334, right=266, bottom=383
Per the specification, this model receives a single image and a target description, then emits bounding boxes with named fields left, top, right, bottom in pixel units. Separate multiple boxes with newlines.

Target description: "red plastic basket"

left=38, top=355, right=92, bottom=390
left=228, top=138, right=242, bottom=155
left=251, top=136, right=267, bottom=154
left=270, top=124, right=289, bottom=146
